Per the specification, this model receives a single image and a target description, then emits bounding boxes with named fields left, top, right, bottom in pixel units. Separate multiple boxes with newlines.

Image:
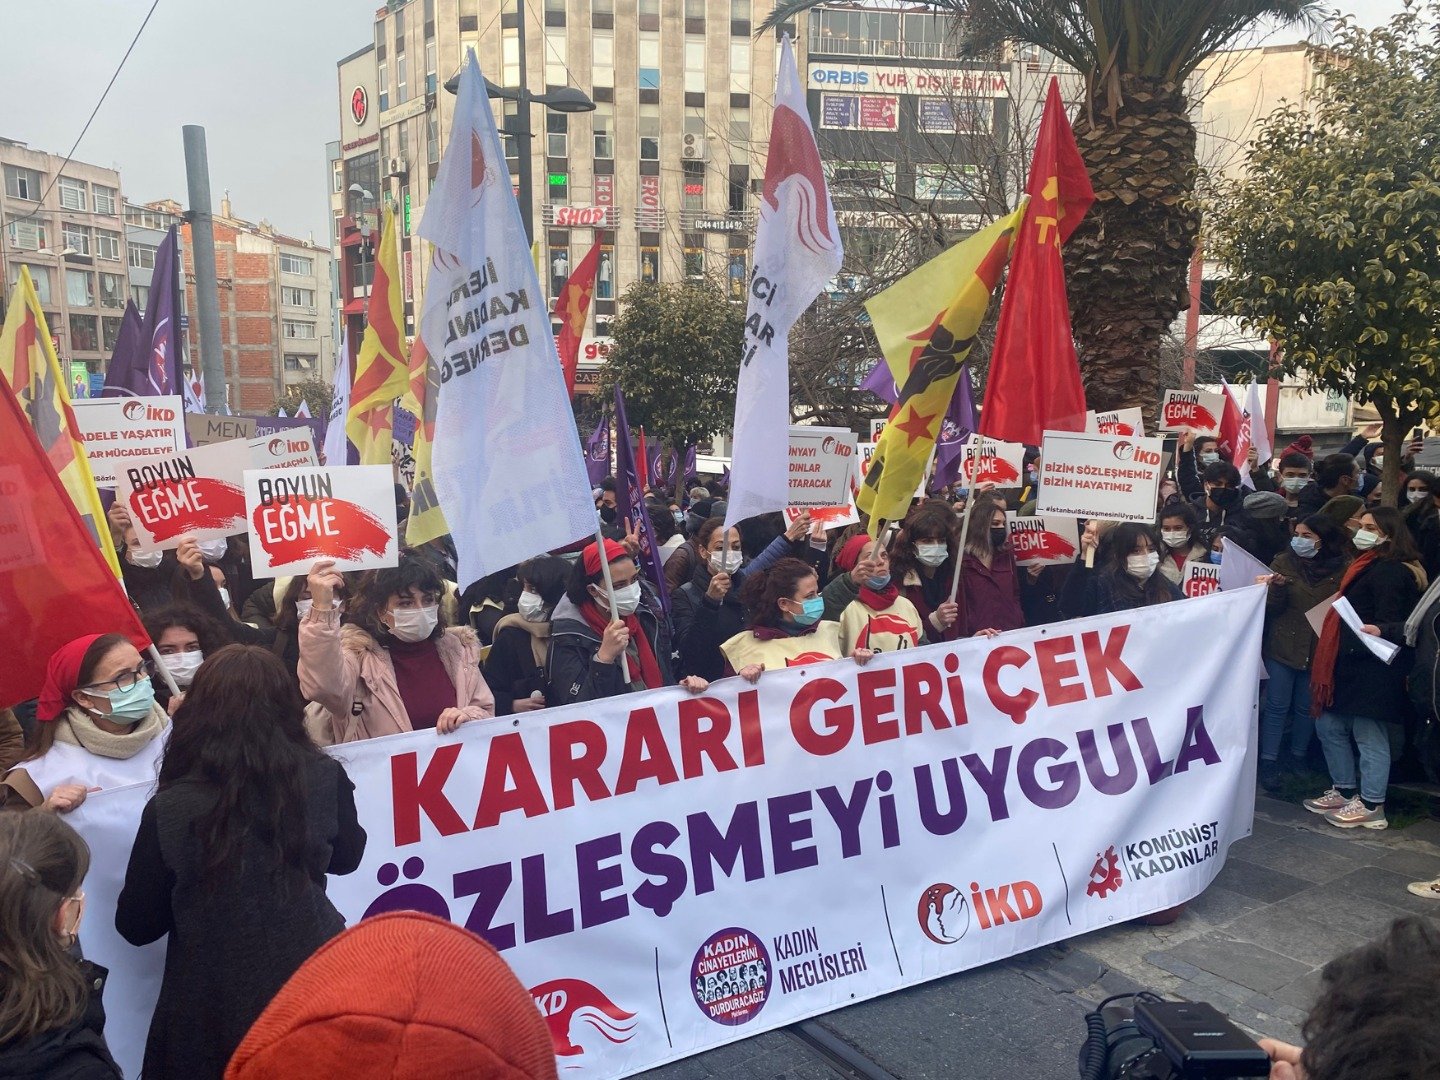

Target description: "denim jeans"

left=1261, top=658, right=1314, bottom=763
left=1316, top=710, right=1391, bottom=804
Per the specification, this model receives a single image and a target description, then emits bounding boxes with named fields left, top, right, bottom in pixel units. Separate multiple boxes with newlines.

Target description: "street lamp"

left=443, top=14, right=595, bottom=246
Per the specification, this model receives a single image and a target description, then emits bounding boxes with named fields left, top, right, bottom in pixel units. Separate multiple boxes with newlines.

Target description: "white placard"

left=869, top=418, right=887, bottom=442
left=787, top=426, right=857, bottom=510
left=244, top=464, right=399, bottom=578
left=115, top=439, right=253, bottom=552
left=1085, top=407, right=1145, bottom=438
left=1036, top=431, right=1165, bottom=523
left=958, top=437, right=1025, bottom=488
left=1005, top=513, right=1080, bottom=567
left=1333, top=596, right=1400, bottom=664
left=248, top=429, right=320, bottom=471
left=1158, top=390, right=1226, bottom=436
left=71, top=396, right=185, bottom=486
left=1180, top=561, right=1222, bottom=598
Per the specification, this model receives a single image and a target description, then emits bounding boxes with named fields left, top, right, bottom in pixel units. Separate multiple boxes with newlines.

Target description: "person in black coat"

left=484, top=555, right=569, bottom=715
left=1304, top=508, right=1424, bottom=830
left=0, top=813, right=121, bottom=1080
left=115, top=646, right=366, bottom=1080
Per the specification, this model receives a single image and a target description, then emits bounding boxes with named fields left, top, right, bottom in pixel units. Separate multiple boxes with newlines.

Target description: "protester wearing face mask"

left=834, top=537, right=928, bottom=654
left=953, top=493, right=1024, bottom=637
left=142, top=605, right=234, bottom=715
left=721, top=558, right=875, bottom=681
left=484, top=556, right=569, bottom=716
left=1063, top=523, right=1182, bottom=617
left=1192, top=461, right=1247, bottom=526
left=0, top=634, right=170, bottom=812
left=0, top=812, right=120, bottom=1079
left=548, top=539, right=705, bottom=703
left=1275, top=451, right=1314, bottom=512
left=1304, top=508, right=1424, bottom=830
left=1257, top=515, right=1352, bottom=790
left=1401, top=468, right=1439, bottom=580
left=849, top=501, right=962, bottom=641
left=594, top=479, right=623, bottom=541
left=299, top=552, right=494, bottom=743
left=1175, top=432, right=1220, bottom=499
left=672, top=521, right=751, bottom=681
left=1155, top=502, right=1209, bottom=585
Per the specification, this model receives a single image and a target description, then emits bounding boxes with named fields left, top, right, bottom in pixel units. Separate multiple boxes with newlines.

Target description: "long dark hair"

left=962, top=492, right=1006, bottom=560
left=0, top=812, right=90, bottom=1043
left=518, top=555, right=570, bottom=609
left=142, top=604, right=233, bottom=657
left=1096, top=523, right=1175, bottom=606
left=1366, top=506, right=1422, bottom=563
left=889, top=501, right=958, bottom=583
left=740, top=557, right=817, bottom=630
left=159, top=645, right=326, bottom=890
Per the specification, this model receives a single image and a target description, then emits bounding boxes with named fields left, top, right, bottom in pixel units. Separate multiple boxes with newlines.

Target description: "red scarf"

left=858, top=581, right=900, bottom=610
left=1309, top=551, right=1377, bottom=717
left=579, top=600, right=665, bottom=691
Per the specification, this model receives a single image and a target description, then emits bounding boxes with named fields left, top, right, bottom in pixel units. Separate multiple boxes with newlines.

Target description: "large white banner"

left=72, top=589, right=1264, bottom=1078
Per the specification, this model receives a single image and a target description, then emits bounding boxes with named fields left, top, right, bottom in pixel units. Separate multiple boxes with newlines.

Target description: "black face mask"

left=599, top=505, right=617, bottom=524
left=989, top=527, right=1009, bottom=550
left=1209, top=487, right=1240, bottom=510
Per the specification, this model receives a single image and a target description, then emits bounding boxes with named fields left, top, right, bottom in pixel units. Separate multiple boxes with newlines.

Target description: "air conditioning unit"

left=388, top=156, right=409, bottom=177
left=681, top=133, right=710, bottom=162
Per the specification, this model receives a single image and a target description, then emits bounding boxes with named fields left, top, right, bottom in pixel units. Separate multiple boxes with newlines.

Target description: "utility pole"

left=182, top=125, right=226, bottom=413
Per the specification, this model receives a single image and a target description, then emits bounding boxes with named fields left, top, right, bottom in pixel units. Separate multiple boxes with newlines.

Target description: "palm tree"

left=760, top=1, right=1322, bottom=417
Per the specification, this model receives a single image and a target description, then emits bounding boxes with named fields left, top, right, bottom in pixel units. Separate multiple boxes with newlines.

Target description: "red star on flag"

left=895, top=405, right=936, bottom=446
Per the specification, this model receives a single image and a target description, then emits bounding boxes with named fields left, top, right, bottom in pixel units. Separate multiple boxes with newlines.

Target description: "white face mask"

left=607, top=582, right=643, bottom=616
left=296, top=598, right=314, bottom=620
left=217, top=587, right=231, bottom=611
left=1199, top=452, right=1219, bottom=466
left=197, top=538, right=228, bottom=562
left=1160, top=529, right=1190, bottom=549
left=1409, top=490, right=1429, bottom=504
left=709, top=549, right=743, bottom=574
left=129, top=547, right=164, bottom=569
left=517, top=590, right=548, bottom=623
left=389, top=603, right=440, bottom=642
left=1126, top=552, right=1160, bottom=580
left=1280, top=476, right=1309, bottom=494
left=1352, top=528, right=1383, bottom=551
left=915, top=542, right=949, bottom=567
left=165, top=649, right=204, bottom=688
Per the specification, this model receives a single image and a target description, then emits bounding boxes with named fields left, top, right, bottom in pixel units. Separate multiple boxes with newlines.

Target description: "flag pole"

left=949, top=431, right=985, bottom=603
left=593, top=526, right=632, bottom=684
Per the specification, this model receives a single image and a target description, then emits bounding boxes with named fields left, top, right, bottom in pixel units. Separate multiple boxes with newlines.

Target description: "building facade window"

left=102, top=316, right=124, bottom=352
left=284, top=354, right=311, bottom=372
left=62, top=223, right=91, bottom=256
left=124, top=206, right=172, bottom=230
left=427, top=112, right=440, bottom=163
left=592, top=32, right=614, bottom=86
left=12, top=265, right=51, bottom=303
left=281, top=285, right=316, bottom=308
left=378, top=60, right=390, bottom=110
left=69, top=313, right=99, bottom=352
left=914, top=163, right=979, bottom=201
left=282, top=320, right=316, bottom=339
left=728, top=164, right=748, bottom=212
left=425, top=38, right=437, bottom=93
left=596, top=245, right=614, bottom=298
left=683, top=240, right=704, bottom=279
left=684, top=38, right=706, bottom=94
left=683, top=160, right=705, bottom=211
left=729, top=108, right=750, bottom=144
left=684, top=0, right=705, bottom=18
left=3, top=165, right=41, bottom=200
left=548, top=245, right=570, bottom=295
left=396, top=53, right=408, bottom=104
left=92, top=185, right=117, bottom=215
left=58, top=177, right=88, bottom=211
left=544, top=29, right=567, bottom=85
left=546, top=112, right=567, bottom=158
left=639, top=244, right=659, bottom=283
left=729, top=41, right=750, bottom=94
left=592, top=103, right=614, bottom=158
left=5, top=220, right=46, bottom=251
left=99, top=272, right=125, bottom=309
left=129, top=242, right=157, bottom=270
left=502, top=33, right=520, bottom=85
left=638, top=32, right=660, bottom=89
left=728, top=251, right=747, bottom=299
left=94, top=228, right=122, bottom=261
left=280, top=253, right=314, bottom=275
left=730, top=0, right=749, bottom=22
left=66, top=270, right=93, bottom=308
left=639, top=104, right=660, bottom=159
left=638, top=0, right=659, bottom=16
left=501, top=101, right=520, bottom=159
left=131, top=283, right=150, bottom=308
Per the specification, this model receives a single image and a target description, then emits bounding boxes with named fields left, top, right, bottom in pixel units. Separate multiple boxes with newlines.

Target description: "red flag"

left=554, top=240, right=602, bottom=397
left=1219, top=381, right=1247, bottom=464
left=0, top=374, right=149, bottom=709
left=980, top=77, right=1094, bottom=445
left=636, top=427, right=650, bottom=492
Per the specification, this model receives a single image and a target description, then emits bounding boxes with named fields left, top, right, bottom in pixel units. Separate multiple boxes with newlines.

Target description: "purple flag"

left=100, top=301, right=146, bottom=397
left=614, top=386, right=671, bottom=614
left=584, top=413, right=611, bottom=487
left=860, top=360, right=898, bottom=405
left=648, top=442, right=667, bottom=491
left=141, top=226, right=183, bottom=398
left=683, top=444, right=698, bottom=483
left=932, top=364, right=980, bottom=489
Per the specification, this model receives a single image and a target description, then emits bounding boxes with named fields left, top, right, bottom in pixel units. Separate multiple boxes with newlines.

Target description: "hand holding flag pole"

left=592, top=527, right=631, bottom=683
left=146, top=645, right=181, bottom=699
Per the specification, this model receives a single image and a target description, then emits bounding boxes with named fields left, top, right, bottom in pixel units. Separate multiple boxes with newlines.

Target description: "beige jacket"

left=298, top=607, right=495, bottom=744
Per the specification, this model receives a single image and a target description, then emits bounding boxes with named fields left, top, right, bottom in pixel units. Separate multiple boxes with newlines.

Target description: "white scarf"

left=52, top=703, right=169, bottom=759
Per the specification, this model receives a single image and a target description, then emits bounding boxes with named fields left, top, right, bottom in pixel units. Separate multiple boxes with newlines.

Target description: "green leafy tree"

left=273, top=376, right=335, bottom=422
left=598, top=279, right=745, bottom=451
left=1210, top=5, right=1440, bottom=506
left=761, top=0, right=1321, bottom=421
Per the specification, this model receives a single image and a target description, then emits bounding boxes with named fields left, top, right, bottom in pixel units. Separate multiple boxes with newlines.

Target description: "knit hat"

left=1281, top=435, right=1314, bottom=460
left=833, top=533, right=876, bottom=572
left=225, top=912, right=558, bottom=1080
left=1243, top=491, right=1288, bottom=520
left=37, top=634, right=105, bottom=722
left=1317, top=495, right=1364, bottom=530
left=581, top=537, right=631, bottom=576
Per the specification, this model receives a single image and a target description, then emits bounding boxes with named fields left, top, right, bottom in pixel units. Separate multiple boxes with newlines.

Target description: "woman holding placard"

left=1304, top=508, right=1424, bottom=830
left=0, top=635, right=170, bottom=812
left=298, top=551, right=494, bottom=743
left=1061, top=523, right=1183, bottom=618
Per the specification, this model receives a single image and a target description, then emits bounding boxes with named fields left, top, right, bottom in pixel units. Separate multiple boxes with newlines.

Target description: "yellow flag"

left=346, top=204, right=408, bottom=465
left=400, top=332, right=450, bottom=547
left=0, top=268, right=122, bottom=575
left=858, top=207, right=1025, bottom=530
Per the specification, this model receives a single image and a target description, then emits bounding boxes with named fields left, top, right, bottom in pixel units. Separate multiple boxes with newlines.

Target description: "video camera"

left=1078, top=992, right=1272, bottom=1079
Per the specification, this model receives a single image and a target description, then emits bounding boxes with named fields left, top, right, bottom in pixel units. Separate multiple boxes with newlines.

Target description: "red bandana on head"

left=37, top=634, right=106, bottom=721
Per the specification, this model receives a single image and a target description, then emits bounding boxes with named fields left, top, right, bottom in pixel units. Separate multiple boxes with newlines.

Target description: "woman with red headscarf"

left=832, top=534, right=927, bottom=655
left=547, top=538, right=709, bottom=704
left=0, top=633, right=170, bottom=811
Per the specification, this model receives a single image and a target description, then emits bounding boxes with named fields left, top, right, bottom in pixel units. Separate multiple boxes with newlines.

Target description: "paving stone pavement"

left=642, top=794, right=1440, bottom=1078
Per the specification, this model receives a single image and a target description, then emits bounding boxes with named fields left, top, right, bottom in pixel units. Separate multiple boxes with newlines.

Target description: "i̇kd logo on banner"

left=71, top=396, right=186, bottom=486
left=1037, top=431, right=1165, bottom=523
left=244, top=464, right=398, bottom=578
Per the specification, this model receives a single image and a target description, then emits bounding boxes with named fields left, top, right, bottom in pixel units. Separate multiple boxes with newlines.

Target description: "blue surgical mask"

left=1290, top=536, right=1318, bottom=559
left=1199, top=451, right=1220, bottom=466
left=791, top=596, right=824, bottom=626
left=865, top=573, right=891, bottom=591
left=1207, top=550, right=1223, bottom=565
left=89, top=678, right=156, bottom=725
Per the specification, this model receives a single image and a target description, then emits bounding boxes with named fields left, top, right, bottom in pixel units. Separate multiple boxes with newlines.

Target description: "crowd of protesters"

left=2, top=419, right=1439, bottom=1078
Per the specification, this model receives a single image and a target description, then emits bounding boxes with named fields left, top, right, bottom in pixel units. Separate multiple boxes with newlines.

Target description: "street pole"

left=515, top=0, right=535, bottom=246
left=182, top=125, right=226, bottom=413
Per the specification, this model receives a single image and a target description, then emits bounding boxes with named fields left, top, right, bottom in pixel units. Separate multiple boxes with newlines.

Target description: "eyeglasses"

left=79, top=663, right=152, bottom=695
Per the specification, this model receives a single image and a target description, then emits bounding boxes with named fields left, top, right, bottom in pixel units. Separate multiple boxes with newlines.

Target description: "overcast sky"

left=0, top=0, right=1407, bottom=245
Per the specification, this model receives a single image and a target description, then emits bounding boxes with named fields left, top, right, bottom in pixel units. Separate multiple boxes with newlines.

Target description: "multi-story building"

left=133, top=197, right=334, bottom=413
left=1, top=137, right=129, bottom=383
left=336, top=0, right=789, bottom=400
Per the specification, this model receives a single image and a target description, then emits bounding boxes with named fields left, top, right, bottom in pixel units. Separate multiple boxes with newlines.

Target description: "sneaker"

left=1408, top=877, right=1440, bottom=899
left=1324, top=797, right=1388, bottom=830
left=1303, top=788, right=1350, bottom=814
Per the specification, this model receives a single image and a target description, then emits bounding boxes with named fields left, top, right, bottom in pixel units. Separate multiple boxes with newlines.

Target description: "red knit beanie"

left=225, top=912, right=558, bottom=1080
left=1281, top=434, right=1314, bottom=460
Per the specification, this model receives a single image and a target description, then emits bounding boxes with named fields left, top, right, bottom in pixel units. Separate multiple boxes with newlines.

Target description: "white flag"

left=322, top=328, right=351, bottom=467
left=295, top=399, right=312, bottom=419
left=417, top=50, right=595, bottom=588
left=1245, top=380, right=1271, bottom=472
left=276, top=406, right=288, bottom=418
left=724, top=36, right=843, bottom=530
